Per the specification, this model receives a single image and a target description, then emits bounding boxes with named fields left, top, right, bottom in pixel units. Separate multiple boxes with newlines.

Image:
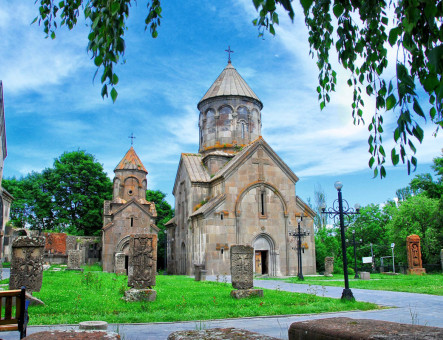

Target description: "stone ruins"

left=406, top=234, right=426, bottom=275
left=10, top=236, right=45, bottom=292
left=230, top=245, right=263, bottom=299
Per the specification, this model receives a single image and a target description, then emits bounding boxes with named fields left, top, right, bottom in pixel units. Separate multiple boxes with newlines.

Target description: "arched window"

left=218, top=106, right=232, bottom=131
left=206, top=109, right=215, bottom=134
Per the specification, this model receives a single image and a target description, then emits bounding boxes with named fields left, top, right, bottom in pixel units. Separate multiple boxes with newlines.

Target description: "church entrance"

left=255, top=250, right=268, bottom=274
left=253, top=234, right=275, bottom=276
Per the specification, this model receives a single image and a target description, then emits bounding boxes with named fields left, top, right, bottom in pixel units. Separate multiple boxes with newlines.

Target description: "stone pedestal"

left=200, top=269, right=207, bottom=281
left=230, top=289, right=263, bottom=299
left=324, top=257, right=334, bottom=277
left=10, top=236, right=45, bottom=292
left=123, top=288, right=157, bottom=302
left=359, top=272, right=370, bottom=280
left=79, top=321, right=108, bottom=330
left=194, top=264, right=204, bottom=281
left=408, top=268, right=426, bottom=275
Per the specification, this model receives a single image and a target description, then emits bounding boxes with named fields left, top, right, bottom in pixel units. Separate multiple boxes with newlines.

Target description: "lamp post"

left=289, top=216, right=310, bottom=280
left=351, top=230, right=362, bottom=279
left=321, top=181, right=360, bottom=300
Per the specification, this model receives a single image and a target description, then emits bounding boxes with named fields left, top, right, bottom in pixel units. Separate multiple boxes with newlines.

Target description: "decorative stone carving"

left=67, top=250, right=82, bottom=270
left=66, top=235, right=77, bottom=252
left=407, top=234, right=426, bottom=275
left=230, top=245, right=254, bottom=290
left=324, top=257, right=334, bottom=277
left=10, top=236, right=45, bottom=292
left=128, top=234, right=157, bottom=288
left=114, top=252, right=126, bottom=274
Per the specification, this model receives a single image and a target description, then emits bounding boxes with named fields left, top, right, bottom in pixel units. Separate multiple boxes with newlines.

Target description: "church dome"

left=198, top=62, right=263, bottom=110
left=198, top=62, right=263, bottom=156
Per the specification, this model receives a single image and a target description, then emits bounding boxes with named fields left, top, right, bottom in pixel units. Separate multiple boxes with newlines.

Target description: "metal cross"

left=225, top=46, right=234, bottom=63
left=128, top=133, right=136, bottom=146
left=252, top=148, right=271, bottom=181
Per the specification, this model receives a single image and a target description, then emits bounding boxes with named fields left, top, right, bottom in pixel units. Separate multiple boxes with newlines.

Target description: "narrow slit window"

left=261, top=192, right=265, bottom=215
left=130, top=217, right=134, bottom=227
left=220, top=213, right=224, bottom=220
left=241, top=122, right=245, bottom=139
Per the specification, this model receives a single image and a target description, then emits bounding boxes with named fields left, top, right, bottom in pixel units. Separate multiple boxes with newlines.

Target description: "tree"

left=409, top=152, right=443, bottom=199
left=33, top=1, right=442, bottom=176
left=50, top=150, right=112, bottom=235
left=146, top=189, right=174, bottom=270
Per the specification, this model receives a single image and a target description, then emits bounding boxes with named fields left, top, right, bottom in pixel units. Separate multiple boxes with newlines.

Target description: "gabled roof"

left=198, top=62, right=263, bottom=109
left=110, top=198, right=157, bottom=219
left=211, top=137, right=299, bottom=184
left=190, top=194, right=226, bottom=218
left=115, top=146, right=147, bottom=173
left=182, top=153, right=211, bottom=182
left=296, top=196, right=316, bottom=218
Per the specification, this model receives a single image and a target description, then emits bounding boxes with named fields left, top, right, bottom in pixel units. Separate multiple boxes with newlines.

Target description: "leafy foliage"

left=33, top=0, right=162, bottom=102
left=254, top=0, right=443, bottom=177
left=146, top=189, right=174, bottom=270
left=3, top=150, right=112, bottom=235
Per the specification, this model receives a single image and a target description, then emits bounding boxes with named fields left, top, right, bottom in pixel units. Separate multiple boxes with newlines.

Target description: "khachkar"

left=324, top=257, right=334, bottom=277
left=10, top=236, right=45, bottom=292
left=407, top=234, right=426, bottom=275
left=67, top=250, right=83, bottom=271
left=230, top=245, right=263, bottom=299
left=124, top=234, right=157, bottom=302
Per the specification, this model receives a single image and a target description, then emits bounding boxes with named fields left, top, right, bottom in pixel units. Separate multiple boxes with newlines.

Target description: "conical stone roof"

left=198, top=62, right=262, bottom=109
left=115, top=146, right=147, bottom=173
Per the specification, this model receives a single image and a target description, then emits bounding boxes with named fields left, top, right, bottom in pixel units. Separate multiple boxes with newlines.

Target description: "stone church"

left=102, top=147, right=159, bottom=273
left=166, top=61, right=316, bottom=277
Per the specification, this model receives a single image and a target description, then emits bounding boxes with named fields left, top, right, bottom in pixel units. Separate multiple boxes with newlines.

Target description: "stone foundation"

left=408, top=268, right=426, bottom=275
left=288, top=317, right=443, bottom=340
left=230, top=289, right=263, bottom=299
left=168, top=328, right=279, bottom=340
left=123, top=288, right=156, bottom=302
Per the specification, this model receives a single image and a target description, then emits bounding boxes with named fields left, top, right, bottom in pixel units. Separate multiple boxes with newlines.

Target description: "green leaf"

left=94, top=55, right=103, bottom=67
left=112, top=74, right=119, bottom=85
left=111, top=2, right=120, bottom=15
left=51, top=31, right=56, bottom=40
left=152, top=30, right=158, bottom=38
left=300, top=0, right=313, bottom=13
left=412, top=98, right=425, bottom=119
left=380, top=166, right=386, bottom=178
left=333, top=4, right=344, bottom=18
left=101, top=84, right=108, bottom=98
left=110, top=87, right=118, bottom=103
left=320, top=101, right=325, bottom=110
left=31, top=16, right=38, bottom=25
left=391, top=149, right=399, bottom=165
left=369, top=157, right=375, bottom=168
left=272, top=12, right=279, bottom=24
left=269, top=24, right=275, bottom=36
left=386, top=94, right=396, bottom=110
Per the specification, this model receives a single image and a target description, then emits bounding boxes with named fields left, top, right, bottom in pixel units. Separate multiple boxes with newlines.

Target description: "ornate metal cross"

left=128, top=132, right=136, bottom=146
left=252, top=148, right=271, bottom=181
left=225, top=46, right=234, bottom=63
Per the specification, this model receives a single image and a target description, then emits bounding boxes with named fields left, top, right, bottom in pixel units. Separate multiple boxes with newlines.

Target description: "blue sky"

left=1, top=1, right=442, bottom=209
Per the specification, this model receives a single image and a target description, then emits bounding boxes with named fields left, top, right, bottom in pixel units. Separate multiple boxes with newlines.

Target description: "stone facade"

left=128, top=234, right=157, bottom=288
left=166, top=61, right=316, bottom=277
left=10, top=236, right=45, bottom=292
left=406, top=234, right=426, bottom=275
left=102, top=147, right=159, bottom=273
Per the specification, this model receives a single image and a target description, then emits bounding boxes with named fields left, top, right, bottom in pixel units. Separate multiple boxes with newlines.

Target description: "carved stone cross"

left=252, top=148, right=271, bottom=181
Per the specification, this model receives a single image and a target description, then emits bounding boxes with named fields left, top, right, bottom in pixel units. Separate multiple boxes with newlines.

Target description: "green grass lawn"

left=270, top=273, right=443, bottom=295
left=7, top=265, right=378, bottom=325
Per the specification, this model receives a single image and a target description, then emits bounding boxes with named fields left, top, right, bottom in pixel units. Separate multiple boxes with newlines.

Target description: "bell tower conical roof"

left=115, top=146, right=147, bottom=173
left=198, top=62, right=263, bottom=110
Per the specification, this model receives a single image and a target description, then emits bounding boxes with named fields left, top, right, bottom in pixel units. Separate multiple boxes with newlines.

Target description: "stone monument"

left=124, top=234, right=157, bottom=302
left=324, top=257, right=334, bottom=277
left=230, top=245, right=263, bottom=299
left=10, top=236, right=45, bottom=292
left=114, top=252, right=126, bottom=274
left=406, top=234, right=426, bottom=275
left=67, top=250, right=83, bottom=271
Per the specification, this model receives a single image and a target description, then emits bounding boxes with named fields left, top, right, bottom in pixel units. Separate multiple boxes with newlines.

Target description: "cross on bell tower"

left=128, top=133, right=136, bottom=146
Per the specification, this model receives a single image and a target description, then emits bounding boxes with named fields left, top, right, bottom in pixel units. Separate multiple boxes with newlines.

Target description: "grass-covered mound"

left=7, top=265, right=379, bottom=325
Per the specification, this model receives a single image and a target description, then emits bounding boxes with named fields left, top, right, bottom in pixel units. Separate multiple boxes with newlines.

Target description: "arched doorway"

left=253, top=234, right=276, bottom=276
left=180, top=242, right=187, bottom=275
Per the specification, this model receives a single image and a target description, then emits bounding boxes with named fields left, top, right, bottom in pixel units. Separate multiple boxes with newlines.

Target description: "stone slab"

left=230, top=289, right=263, bottom=299
left=408, top=268, right=426, bottom=275
left=23, top=330, right=120, bottom=339
left=78, top=321, right=108, bottom=331
left=122, top=288, right=157, bottom=302
left=167, top=328, right=279, bottom=340
left=360, top=272, right=370, bottom=280
left=288, top=317, right=443, bottom=340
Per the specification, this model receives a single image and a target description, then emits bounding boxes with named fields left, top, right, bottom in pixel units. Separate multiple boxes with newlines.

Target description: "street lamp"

left=351, top=229, right=362, bottom=279
left=321, top=181, right=360, bottom=300
left=289, top=216, right=310, bottom=280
